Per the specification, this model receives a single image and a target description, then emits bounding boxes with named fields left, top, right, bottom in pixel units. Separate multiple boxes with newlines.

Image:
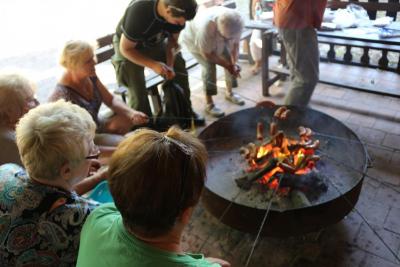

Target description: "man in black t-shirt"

left=112, top=0, right=204, bottom=126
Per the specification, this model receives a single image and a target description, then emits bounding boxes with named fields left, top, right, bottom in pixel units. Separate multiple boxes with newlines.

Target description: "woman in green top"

left=77, top=126, right=229, bottom=267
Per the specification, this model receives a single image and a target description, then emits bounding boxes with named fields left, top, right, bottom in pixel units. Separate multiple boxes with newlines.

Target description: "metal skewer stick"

left=244, top=173, right=284, bottom=267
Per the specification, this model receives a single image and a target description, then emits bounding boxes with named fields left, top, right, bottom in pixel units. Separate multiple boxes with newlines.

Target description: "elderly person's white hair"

left=0, top=73, right=35, bottom=128
left=59, top=40, right=95, bottom=70
left=216, top=9, right=244, bottom=39
left=16, top=100, right=96, bottom=181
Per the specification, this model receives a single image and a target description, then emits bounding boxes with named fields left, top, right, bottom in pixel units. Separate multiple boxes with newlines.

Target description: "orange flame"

left=250, top=136, right=318, bottom=191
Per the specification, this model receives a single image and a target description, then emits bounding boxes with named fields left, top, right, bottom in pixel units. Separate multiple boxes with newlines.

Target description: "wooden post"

left=262, top=31, right=274, bottom=96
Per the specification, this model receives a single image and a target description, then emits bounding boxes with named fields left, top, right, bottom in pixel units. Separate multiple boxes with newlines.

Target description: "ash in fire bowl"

left=234, top=106, right=328, bottom=209
left=200, top=106, right=367, bottom=213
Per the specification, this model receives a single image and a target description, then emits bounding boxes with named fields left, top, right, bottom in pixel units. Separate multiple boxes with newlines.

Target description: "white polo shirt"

left=180, top=6, right=241, bottom=56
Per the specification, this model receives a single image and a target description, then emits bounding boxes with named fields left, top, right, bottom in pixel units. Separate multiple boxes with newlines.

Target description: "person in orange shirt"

left=274, top=0, right=327, bottom=106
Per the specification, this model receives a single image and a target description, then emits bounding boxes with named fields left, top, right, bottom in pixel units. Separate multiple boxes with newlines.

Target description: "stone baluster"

left=378, top=50, right=389, bottom=69
left=327, top=44, right=335, bottom=61
left=344, top=45, right=352, bottom=63
left=360, top=47, right=370, bottom=66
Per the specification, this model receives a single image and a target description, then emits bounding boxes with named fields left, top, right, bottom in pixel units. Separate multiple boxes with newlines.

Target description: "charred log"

left=273, top=131, right=284, bottom=147
left=277, top=162, right=297, bottom=173
left=270, top=122, right=277, bottom=137
left=235, top=158, right=278, bottom=190
left=254, top=151, right=272, bottom=165
left=257, top=122, right=264, bottom=141
left=277, top=170, right=328, bottom=200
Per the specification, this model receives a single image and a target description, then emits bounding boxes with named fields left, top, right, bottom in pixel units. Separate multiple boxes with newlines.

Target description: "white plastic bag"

left=332, top=3, right=372, bottom=28
left=332, top=9, right=357, bottom=28
left=346, top=3, right=369, bottom=20
left=373, top=16, right=394, bottom=27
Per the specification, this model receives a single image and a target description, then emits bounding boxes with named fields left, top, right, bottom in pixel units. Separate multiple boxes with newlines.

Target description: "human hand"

left=87, top=159, right=101, bottom=176
left=94, top=166, right=109, bottom=183
left=205, top=257, right=231, bottom=267
left=130, top=110, right=149, bottom=125
left=153, top=62, right=175, bottom=80
left=164, top=68, right=176, bottom=80
left=227, top=63, right=241, bottom=78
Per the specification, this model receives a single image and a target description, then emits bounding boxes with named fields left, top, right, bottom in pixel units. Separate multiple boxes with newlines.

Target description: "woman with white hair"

left=180, top=6, right=245, bottom=118
left=0, top=72, right=39, bottom=165
left=0, top=100, right=106, bottom=266
left=49, top=40, right=149, bottom=136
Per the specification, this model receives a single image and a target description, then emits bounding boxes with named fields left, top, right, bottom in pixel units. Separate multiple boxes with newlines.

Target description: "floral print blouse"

left=0, top=164, right=99, bottom=266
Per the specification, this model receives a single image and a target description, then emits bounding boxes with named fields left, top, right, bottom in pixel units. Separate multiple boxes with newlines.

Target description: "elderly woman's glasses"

left=85, top=144, right=101, bottom=160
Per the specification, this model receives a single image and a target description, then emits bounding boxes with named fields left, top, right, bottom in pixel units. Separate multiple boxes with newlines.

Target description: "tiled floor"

left=180, top=58, right=400, bottom=267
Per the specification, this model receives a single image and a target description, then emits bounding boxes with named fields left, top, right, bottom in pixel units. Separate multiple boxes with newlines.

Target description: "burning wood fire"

left=235, top=106, right=327, bottom=201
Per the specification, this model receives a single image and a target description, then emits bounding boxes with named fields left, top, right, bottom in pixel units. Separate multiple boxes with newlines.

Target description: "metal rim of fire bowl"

left=199, top=105, right=368, bottom=237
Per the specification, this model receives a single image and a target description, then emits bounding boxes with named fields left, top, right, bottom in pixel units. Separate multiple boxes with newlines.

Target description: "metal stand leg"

left=262, top=31, right=281, bottom=96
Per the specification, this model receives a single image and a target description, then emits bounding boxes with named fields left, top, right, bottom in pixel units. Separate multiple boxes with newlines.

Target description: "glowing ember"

left=236, top=106, right=321, bottom=193
left=248, top=135, right=318, bottom=187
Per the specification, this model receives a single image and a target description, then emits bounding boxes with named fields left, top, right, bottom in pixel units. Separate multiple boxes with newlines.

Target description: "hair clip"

left=163, top=135, right=193, bottom=156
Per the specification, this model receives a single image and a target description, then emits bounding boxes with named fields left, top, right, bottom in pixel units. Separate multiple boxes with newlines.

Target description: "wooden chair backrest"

left=95, top=34, right=115, bottom=64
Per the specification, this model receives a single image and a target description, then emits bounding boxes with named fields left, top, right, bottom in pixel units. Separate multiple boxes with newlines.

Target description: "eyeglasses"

left=25, top=96, right=39, bottom=109
left=85, top=144, right=101, bottom=160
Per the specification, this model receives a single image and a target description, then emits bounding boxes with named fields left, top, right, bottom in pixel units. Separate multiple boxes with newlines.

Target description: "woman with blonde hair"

left=49, top=40, right=149, bottom=139
left=0, top=100, right=106, bottom=266
left=0, top=72, right=39, bottom=165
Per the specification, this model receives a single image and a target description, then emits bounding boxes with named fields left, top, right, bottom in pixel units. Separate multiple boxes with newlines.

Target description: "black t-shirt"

left=116, top=0, right=184, bottom=49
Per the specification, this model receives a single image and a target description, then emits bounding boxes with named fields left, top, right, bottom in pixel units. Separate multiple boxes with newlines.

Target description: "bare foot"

left=251, top=62, right=261, bottom=75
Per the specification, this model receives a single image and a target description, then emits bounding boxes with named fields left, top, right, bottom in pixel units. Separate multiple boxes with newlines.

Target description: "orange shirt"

left=273, top=0, right=327, bottom=29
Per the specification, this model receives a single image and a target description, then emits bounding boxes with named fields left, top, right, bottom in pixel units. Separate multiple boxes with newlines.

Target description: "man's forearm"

left=230, top=42, right=239, bottom=64
left=120, top=44, right=157, bottom=69
left=74, top=173, right=105, bottom=195
left=110, top=97, right=133, bottom=118
left=166, top=34, right=179, bottom=67
left=166, top=46, right=175, bottom=67
left=204, top=52, right=231, bottom=69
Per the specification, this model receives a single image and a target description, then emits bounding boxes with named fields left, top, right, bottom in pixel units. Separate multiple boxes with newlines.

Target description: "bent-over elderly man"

left=180, top=6, right=245, bottom=118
